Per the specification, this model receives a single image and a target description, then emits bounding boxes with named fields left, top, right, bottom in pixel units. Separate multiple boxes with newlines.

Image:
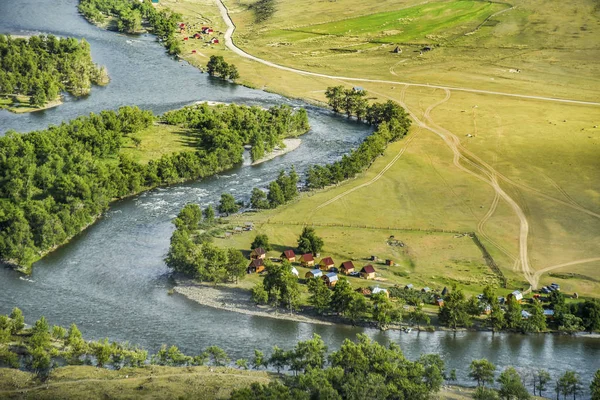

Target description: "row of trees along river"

left=2, top=308, right=600, bottom=399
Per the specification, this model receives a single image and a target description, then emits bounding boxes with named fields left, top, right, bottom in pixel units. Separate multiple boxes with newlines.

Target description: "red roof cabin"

left=247, top=259, right=265, bottom=274
left=385, top=259, right=394, bottom=266
left=209, top=38, right=219, bottom=44
left=360, top=265, right=376, bottom=280
left=281, top=249, right=296, bottom=263
left=250, top=247, right=266, bottom=260
left=194, top=33, right=201, bottom=39
left=322, top=272, right=339, bottom=287
left=318, top=257, right=335, bottom=271
left=300, top=253, right=315, bottom=267
left=183, top=37, right=189, bottom=41
left=340, top=261, right=355, bottom=275
left=191, top=50, right=197, bottom=54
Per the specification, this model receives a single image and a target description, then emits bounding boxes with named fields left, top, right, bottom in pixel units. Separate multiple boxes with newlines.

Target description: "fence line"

left=470, top=232, right=508, bottom=288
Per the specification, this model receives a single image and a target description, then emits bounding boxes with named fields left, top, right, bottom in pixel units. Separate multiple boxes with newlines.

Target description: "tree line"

left=1, top=308, right=599, bottom=399
left=78, top=0, right=183, bottom=55
left=0, top=34, right=108, bottom=108
left=0, top=103, right=309, bottom=272
left=306, top=89, right=411, bottom=189
left=250, top=168, right=299, bottom=209
left=436, top=285, right=600, bottom=334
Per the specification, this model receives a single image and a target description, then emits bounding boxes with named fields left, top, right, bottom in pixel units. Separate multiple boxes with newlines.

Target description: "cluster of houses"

left=246, top=249, right=379, bottom=288
left=179, top=23, right=220, bottom=47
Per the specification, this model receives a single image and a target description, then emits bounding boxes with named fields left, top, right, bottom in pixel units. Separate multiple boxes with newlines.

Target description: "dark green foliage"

left=250, top=188, right=269, bottom=209
left=174, top=203, right=202, bottom=231
left=591, top=370, right=600, bottom=400
left=255, top=168, right=299, bottom=210
left=9, top=308, right=24, bottom=334
left=218, top=193, right=240, bottom=216
left=78, top=0, right=182, bottom=54
left=262, top=261, right=300, bottom=311
left=470, top=359, right=496, bottom=388
left=308, top=93, right=410, bottom=190
left=498, top=367, right=530, bottom=400
left=307, top=278, right=331, bottom=315
left=0, top=34, right=107, bottom=105
left=297, top=227, right=324, bottom=255
left=206, top=56, right=240, bottom=81
left=250, top=0, right=276, bottom=23
left=438, top=286, right=472, bottom=329
left=251, top=234, right=271, bottom=251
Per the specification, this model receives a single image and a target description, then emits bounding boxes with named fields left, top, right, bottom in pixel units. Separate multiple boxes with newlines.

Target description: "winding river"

left=1, top=0, right=599, bottom=391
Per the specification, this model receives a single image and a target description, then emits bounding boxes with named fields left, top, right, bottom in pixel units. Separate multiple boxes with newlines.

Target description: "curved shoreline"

left=173, top=279, right=335, bottom=325
left=251, top=138, right=301, bottom=166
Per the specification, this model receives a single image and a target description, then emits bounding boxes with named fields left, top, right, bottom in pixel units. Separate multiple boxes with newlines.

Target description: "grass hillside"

left=160, top=0, right=600, bottom=297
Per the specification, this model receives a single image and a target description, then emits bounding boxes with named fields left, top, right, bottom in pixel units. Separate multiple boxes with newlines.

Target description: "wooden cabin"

left=247, top=259, right=265, bottom=274
left=385, top=259, right=394, bottom=266
left=250, top=247, right=266, bottom=260
left=300, top=253, right=315, bottom=267
left=436, top=298, right=445, bottom=307
left=340, top=261, right=355, bottom=275
left=281, top=249, right=296, bottom=263
left=318, top=257, right=335, bottom=271
left=322, top=272, right=339, bottom=287
left=404, top=284, right=414, bottom=290
left=210, top=38, right=219, bottom=44
left=508, top=290, right=523, bottom=303
left=305, top=269, right=322, bottom=279
left=422, top=287, right=431, bottom=293
left=360, top=265, right=376, bottom=280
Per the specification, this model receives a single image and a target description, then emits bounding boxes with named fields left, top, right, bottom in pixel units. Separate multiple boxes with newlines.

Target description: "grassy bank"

left=0, top=96, right=63, bottom=114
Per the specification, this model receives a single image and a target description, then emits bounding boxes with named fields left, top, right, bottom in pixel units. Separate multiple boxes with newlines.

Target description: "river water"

left=1, top=0, right=599, bottom=391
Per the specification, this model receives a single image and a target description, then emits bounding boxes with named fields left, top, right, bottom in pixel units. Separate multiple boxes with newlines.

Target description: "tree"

left=203, top=205, right=215, bottom=224
left=558, top=371, right=581, bottom=400
left=227, top=64, right=240, bottom=81
left=498, top=367, right=530, bottom=400
left=329, top=278, right=353, bottom=315
left=579, top=300, right=600, bottom=332
left=504, top=296, right=522, bottom=330
left=9, top=307, right=25, bottom=334
left=591, top=369, right=600, bottom=400
left=534, top=369, right=551, bottom=397
left=236, top=358, right=249, bottom=369
left=250, top=188, right=269, bottom=209
left=439, top=286, right=471, bottom=329
left=466, top=296, right=482, bottom=316
left=325, top=86, right=345, bottom=113
left=419, top=354, right=445, bottom=393
left=207, top=55, right=226, bottom=76
left=346, top=292, right=369, bottom=325
left=523, top=300, right=546, bottom=333
left=470, top=359, right=496, bottom=388
left=269, top=346, right=288, bottom=373
left=29, top=347, right=52, bottom=380
left=92, top=338, right=112, bottom=368
left=371, top=292, right=401, bottom=330
left=30, top=316, right=51, bottom=349
left=409, top=305, right=430, bottom=331
left=204, top=346, right=230, bottom=366
left=290, top=334, right=327, bottom=373
left=490, top=302, right=505, bottom=332
left=174, top=203, right=202, bottom=231
left=307, top=277, right=332, bottom=315
left=225, top=248, right=247, bottom=283
left=267, top=181, right=285, bottom=208
left=474, top=387, right=500, bottom=400
left=218, top=193, right=239, bottom=216
left=263, top=262, right=300, bottom=312
left=297, top=227, right=324, bottom=255
left=252, top=349, right=266, bottom=370
left=251, top=234, right=271, bottom=251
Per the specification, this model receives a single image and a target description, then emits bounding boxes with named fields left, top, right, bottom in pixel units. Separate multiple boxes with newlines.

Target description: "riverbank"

left=174, top=278, right=335, bottom=326
left=0, top=96, right=63, bottom=114
left=251, top=138, right=301, bottom=165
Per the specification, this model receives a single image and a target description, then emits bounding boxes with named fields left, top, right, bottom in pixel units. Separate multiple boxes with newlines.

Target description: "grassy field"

left=120, top=123, right=197, bottom=164
left=0, top=365, right=271, bottom=399
left=0, top=365, right=485, bottom=399
left=158, top=0, right=600, bottom=297
left=0, top=95, right=62, bottom=114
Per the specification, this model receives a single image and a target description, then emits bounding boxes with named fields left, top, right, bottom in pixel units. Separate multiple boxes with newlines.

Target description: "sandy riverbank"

left=174, top=278, right=334, bottom=325
left=252, top=138, right=301, bottom=165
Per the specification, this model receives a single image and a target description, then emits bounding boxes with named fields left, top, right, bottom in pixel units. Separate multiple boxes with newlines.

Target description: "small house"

left=360, top=264, right=376, bottom=280
left=234, top=226, right=243, bottom=234
left=385, top=259, right=394, bottom=266
left=318, top=257, right=335, bottom=271
left=247, top=259, right=265, bottom=274
left=291, top=267, right=299, bottom=277
left=281, top=249, right=296, bottom=263
left=250, top=247, right=266, bottom=260
left=436, top=298, right=445, bottom=307
left=300, top=253, right=315, bottom=267
left=340, top=261, right=355, bottom=275
left=322, top=272, right=339, bottom=287
left=543, top=309, right=555, bottom=319
left=521, top=310, right=532, bottom=319
left=422, top=287, right=431, bottom=293
left=183, top=37, right=189, bottom=41
left=210, top=38, right=219, bottom=44
left=194, top=33, right=202, bottom=39
left=372, top=287, right=389, bottom=298
left=352, top=86, right=364, bottom=92
left=441, top=287, right=448, bottom=296
left=244, top=222, right=254, bottom=231
left=404, top=284, right=414, bottom=290
left=370, top=255, right=378, bottom=261
left=509, top=290, right=523, bottom=303
left=305, top=269, right=322, bottom=279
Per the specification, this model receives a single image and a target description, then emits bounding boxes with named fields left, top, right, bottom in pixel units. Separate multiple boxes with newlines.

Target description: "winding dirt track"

left=212, top=0, right=600, bottom=286
left=214, top=0, right=600, bottom=107
left=531, top=258, right=600, bottom=288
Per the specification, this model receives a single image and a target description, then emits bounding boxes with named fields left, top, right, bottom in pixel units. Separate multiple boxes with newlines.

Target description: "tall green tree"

left=218, top=193, right=239, bottom=216
left=470, top=359, right=496, bottom=388
left=533, top=369, right=551, bottom=397
left=497, top=367, right=530, bottom=400
left=251, top=234, right=271, bottom=251
left=439, top=286, right=471, bottom=329
left=307, top=277, right=332, bottom=315
left=591, top=369, right=600, bottom=400
left=297, top=227, right=324, bottom=255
